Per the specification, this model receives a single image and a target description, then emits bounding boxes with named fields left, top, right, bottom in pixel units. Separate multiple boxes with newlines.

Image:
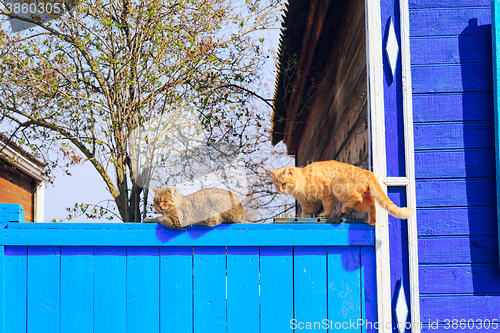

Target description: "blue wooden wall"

left=410, top=0, right=500, bottom=328
left=0, top=223, right=377, bottom=333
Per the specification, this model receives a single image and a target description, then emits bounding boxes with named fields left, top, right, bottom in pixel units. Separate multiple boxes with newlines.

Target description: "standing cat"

left=269, top=160, right=415, bottom=225
left=144, top=187, right=247, bottom=228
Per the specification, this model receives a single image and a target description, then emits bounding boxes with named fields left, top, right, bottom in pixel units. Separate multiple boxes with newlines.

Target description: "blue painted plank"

left=126, top=247, right=160, bottom=333
left=193, top=246, right=226, bottom=333
left=0, top=204, right=24, bottom=223
left=260, top=246, right=293, bottom=333
left=414, top=121, right=494, bottom=150
left=410, top=8, right=491, bottom=37
left=409, top=0, right=490, bottom=8
left=420, top=295, right=500, bottom=322
left=415, top=149, right=495, bottom=179
left=4, top=246, right=27, bottom=333
left=27, top=246, right=60, bottom=333
left=416, top=178, right=496, bottom=207
left=293, top=247, right=327, bottom=332
left=160, top=247, right=193, bottom=333
left=0, top=223, right=374, bottom=246
left=492, top=0, right=500, bottom=274
left=360, top=247, right=377, bottom=333
left=421, top=325, right=500, bottom=332
left=327, top=246, right=361, bottom=333
left=420, top=264, right=500, bottom=294
left=61, top=247, right=93, bottom=333
left=94, top=247, right=126, bottom=333
left=412, top=64, right=493, bottom=94
left=413, top=93, right=493, bottom=123
left=417, top=207, right=498, bottom=236
left=0, top=246, right=4, bottom=333
left=411, top=35, right=492, bottom=65
left=227, top=247, right=259, bottom=333
left=418, top=236, right=499, bottom=264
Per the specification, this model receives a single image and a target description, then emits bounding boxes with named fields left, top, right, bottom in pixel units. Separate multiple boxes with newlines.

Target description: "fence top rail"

left=0, top=222, right=374, bottom=247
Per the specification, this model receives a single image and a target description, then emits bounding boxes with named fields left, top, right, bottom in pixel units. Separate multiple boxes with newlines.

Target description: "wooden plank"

left=327, top=246, right=361, bottom=332
left=61, top=247, right=93, bottom=333
left=411, top=35, right=492, bottom=65
left=260, top=246, right=293, bottom=333
left=193, top=246, right=226, bottom=333
left=414, top=121, right=494, bottom=150
left=421, top=325, right=500, bottom=332
left=409, top=7, right=491, bottom=37
left=360, top=247, right=377, bottom=333
left=0, top=224, right=374, bottom=246
left=420, top=295, right=500, bottom=322
left=412, top=64, right=493, bottom=94
left=417, top=207, right=498, bottom=236
left=413, top=93, right=493, bottom=123
left=415, top=149, right=495, bottom=179
left=416, top=178, right=496, bottom=207
left=94, top=247, right=126, bottom=333
left=160, top=247, right=193, bottom=333
left=492, top=0, right=500, bottom=274
left=293, top=246, right=327, bottom=332
left=418, top=235, right=499, bottom=264
left=419, top=264, right=500, bottom=294
left=4, top=246, right=27, bottom=333
left=126, top=247, right=160, bottom=333
left=409, top=0, right=490, bottom=8
left=227, top=247, right=259, bottom=333
left=27, top=246, right=60, bottom=333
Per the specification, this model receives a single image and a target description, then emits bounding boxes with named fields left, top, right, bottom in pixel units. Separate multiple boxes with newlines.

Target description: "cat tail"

left=369, top=177, right=415, bottom=219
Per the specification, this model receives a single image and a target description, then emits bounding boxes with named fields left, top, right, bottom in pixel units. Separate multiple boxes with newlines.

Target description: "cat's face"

left=152, top=187, right=182, bottom=214
left=269, top=166, right=296, bottom=194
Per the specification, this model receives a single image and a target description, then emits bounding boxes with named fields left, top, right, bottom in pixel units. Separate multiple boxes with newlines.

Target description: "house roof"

left=271, top=0, right=311, bottom=145
left=0, top=132, right=50, bottom=182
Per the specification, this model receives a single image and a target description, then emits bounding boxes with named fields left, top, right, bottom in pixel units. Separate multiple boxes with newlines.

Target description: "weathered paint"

left=0, top=222, right=376, bottom=333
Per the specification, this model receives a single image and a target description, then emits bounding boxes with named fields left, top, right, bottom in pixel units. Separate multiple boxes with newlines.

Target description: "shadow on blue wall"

left=460, top=18, right=500, bottom=295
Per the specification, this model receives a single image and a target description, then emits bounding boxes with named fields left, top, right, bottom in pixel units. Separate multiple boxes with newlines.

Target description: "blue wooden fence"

left=0, top=222, right=376, bottom=333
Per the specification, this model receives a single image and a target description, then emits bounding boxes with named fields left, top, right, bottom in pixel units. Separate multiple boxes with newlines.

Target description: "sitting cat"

left=144, top=187, right=247, bottom=228
left=269, top=160, right=415, bottom=225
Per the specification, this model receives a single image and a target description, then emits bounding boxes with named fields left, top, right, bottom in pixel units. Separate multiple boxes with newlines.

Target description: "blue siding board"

left=126, top=247, right=160, bottom=333
left=416, top=178, right=496, bottom=207
left=412, top=64, right=493, bottom=93
left=413, top=93, right=493, bottom=123
left=415, top=149, right=495, bottom=179
left=93, top=247, right=126, bottom=333
left=409, top=0, right=490, bottom=9
left=226, top=246, right=259, bottom=333
left=420, top=295, right=500, bottom=322
left=419, top=236, right=499, bottom=264
left=0, top=223, right=374, bottom=247
left=411, top=35, right=492, bottom=65
left=260, top=246, right=294, bottom=333
left=410, top=7, right=491, bottom=37
left=420, top=264, right=500, bottom=294
left=4, top=246, right=27, bottom=333
left=61, top=246, right=93, bottom=333
left=293, top=247, right=327, bottom=332
left=360, top=247, right=377, bottom=333
left=327, top=246, right=361, bottom=333
left=27, top=246, right=60, bottom=333
left=193, top=246, right=226, bottom=333
left=414, top=121, right=494, bottom=150
left=160, top=247, right=193, bottom=333
left=417, top=207, right=498, bottom=236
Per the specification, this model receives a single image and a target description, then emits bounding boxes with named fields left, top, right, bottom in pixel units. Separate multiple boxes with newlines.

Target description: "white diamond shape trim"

left=395, top=282, right=409, bottom=333
left=385, top=16, right=399, bottom=79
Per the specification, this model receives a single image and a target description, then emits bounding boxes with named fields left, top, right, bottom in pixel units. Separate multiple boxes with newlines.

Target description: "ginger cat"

left=144, top=187, right=247, bottom=228
left=269, top=160, right=415, bottom=225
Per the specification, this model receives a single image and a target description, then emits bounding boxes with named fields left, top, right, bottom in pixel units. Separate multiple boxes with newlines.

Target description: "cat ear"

left=152, top=188, right=159, bottom=194
left=267, top=169, right=279, bottom=175
left=170, top=186, right=178, bottom=196
left=284, top=166, right=294, bottom=176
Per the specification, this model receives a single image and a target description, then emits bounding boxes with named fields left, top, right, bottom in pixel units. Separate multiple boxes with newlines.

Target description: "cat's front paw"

left=318, top=212, right=330, bottom=218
